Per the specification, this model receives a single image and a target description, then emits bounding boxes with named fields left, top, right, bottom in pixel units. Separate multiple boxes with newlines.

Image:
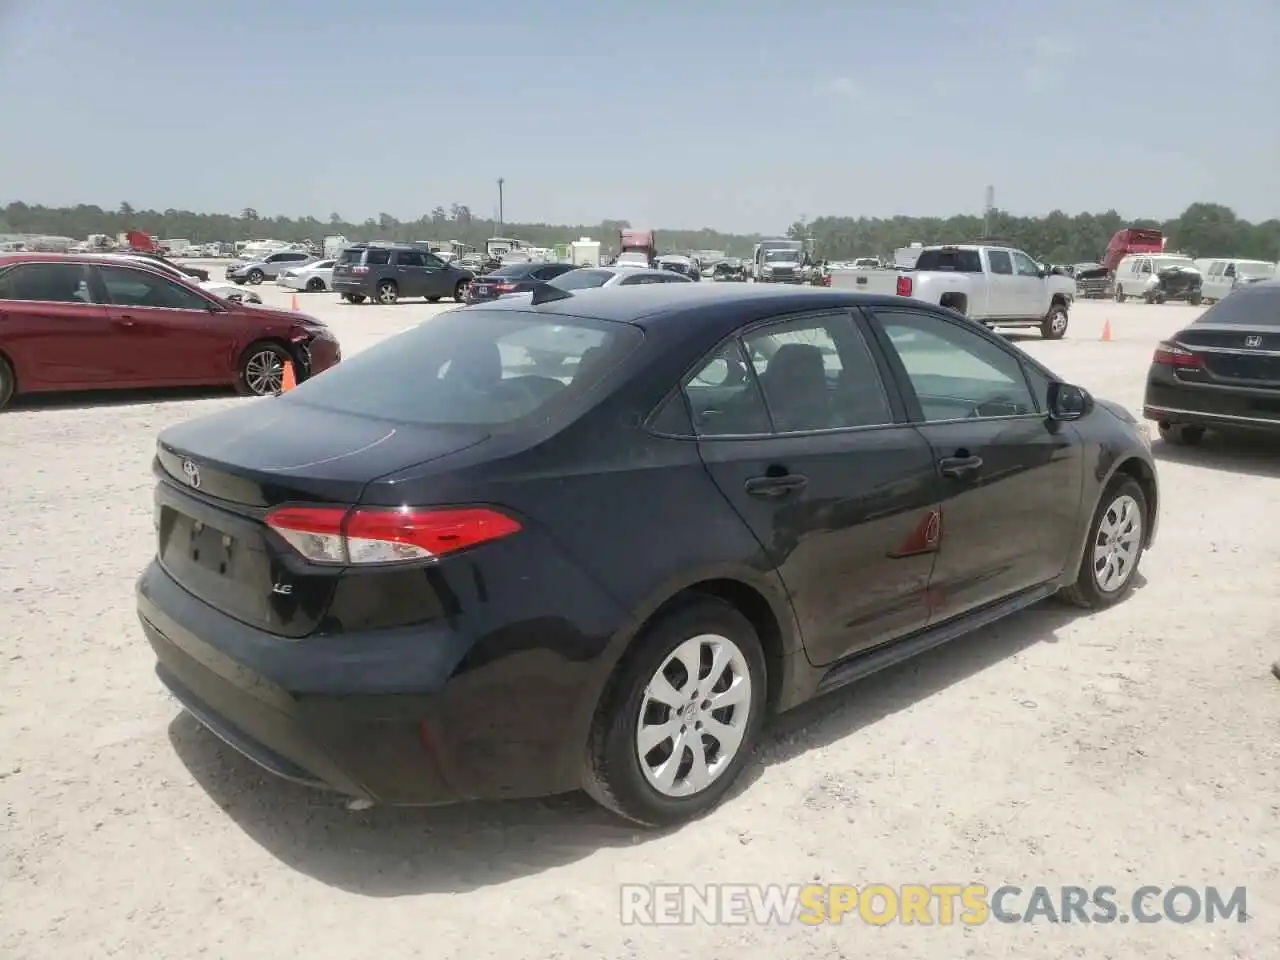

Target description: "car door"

left=983, top=249, right=1017, bottom=317
left=686, top=309, right=941, bottom=667
left=865, top=305, right=1083, bottom=623
left=0, top=261, right=119, bottom=387
left=92, top=263, right=234, bottom=384
left=270, top=252, right=308, bottom=279
left=1009, top=249, right=1046, bottom=317
left=391, top=249, right=429, bottom=297
left=421, top=252, right=456, bottom=298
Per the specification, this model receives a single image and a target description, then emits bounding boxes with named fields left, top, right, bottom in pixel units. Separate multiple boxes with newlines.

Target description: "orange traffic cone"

left=291, top=293, right=299, bottom=311
left=1101, top=318, right=1112, bottom=342
left=280, top=361, right=297, bottom=393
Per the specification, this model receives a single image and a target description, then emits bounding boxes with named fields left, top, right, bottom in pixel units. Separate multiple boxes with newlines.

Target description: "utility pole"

left=497, top=178, right=505, bottom=234
left=983, top=185, right=994, bottom=239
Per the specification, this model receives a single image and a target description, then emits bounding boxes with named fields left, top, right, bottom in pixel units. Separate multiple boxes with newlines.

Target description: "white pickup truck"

left=829, top=243, right=1077, bottom=339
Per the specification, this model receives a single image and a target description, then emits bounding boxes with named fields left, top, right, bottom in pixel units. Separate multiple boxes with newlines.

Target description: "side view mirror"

left=1046, top=381, right=1092, bottom=421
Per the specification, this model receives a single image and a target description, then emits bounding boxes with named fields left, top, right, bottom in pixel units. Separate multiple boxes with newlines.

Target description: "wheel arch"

left=1110, top=455, right=1158, bottom=548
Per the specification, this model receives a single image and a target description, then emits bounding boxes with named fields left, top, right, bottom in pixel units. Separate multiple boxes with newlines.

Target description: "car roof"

left=0, top=251, right=178, bottom=271
left=481, top=283, right=907, bottom=330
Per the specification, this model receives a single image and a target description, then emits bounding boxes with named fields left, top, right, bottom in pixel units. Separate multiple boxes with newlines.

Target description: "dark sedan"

left=1144, top=279, right=1280, bottom=444
left=464, top=261, right=579, bottom=303
left=138, top=285, right=1158, bottom=826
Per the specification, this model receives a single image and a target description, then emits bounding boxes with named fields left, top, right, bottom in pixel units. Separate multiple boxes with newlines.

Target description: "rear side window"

left=550, top=269, right=613, bottom=290
left=987, top=250, right=1013, bottom=275
left=915, top=249, right=982, bottom=272
left=0, top=262, right=93, bottom=303
left=365, top=249, right=391, bottom=266
left=284, top=309, right=642, bottom=427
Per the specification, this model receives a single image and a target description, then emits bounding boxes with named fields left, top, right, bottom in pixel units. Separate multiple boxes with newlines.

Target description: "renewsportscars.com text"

left=619, top=883, right=1248, bottom=926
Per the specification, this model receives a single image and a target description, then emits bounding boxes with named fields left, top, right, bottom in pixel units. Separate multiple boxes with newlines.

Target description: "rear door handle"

left=938, top=454, right=983, bottom=479
left=114, top=315, right=137, bottom=327
left=744, top=474, right=808, bottom=498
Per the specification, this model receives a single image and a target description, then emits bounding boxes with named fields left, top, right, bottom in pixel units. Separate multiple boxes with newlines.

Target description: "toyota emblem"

left=181, top=459, right=201, bottom=488
left=1245, top=335, right=1263, bottom=347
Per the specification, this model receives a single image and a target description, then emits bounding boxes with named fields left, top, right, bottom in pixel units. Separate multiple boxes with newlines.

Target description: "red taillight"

left=352, top=265, right=369, bottom=274
left=821, top=274, right=832, bottom=287
left=492, top=282, right=517, bottom=293
left=265, top=505, right=522, bottom=565
left=896, top=275, right=913, bottom=297
left=1152, top=341, right=1202, bottom=369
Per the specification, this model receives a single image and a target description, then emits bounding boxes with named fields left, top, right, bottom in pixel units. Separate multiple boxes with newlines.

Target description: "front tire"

left=236, top=341, right=293, bottom=396
left=1058, top=476, right=1147, bottom=610
left=583, top=597, right=767, bottom=827
left=1115, top=285, right=1125, bottom=302
left=454, top=280, right=469, bottom=303
left=1040, top=303, right=1068, bottom=339
left=247, top=269, right=264, bottom=285
left=1158, top=422, right=1205, bottom=446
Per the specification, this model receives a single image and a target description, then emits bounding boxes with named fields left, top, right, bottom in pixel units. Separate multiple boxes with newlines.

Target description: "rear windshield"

left=284, top=309, right=642, bottom=427
left=914, top=249, right=982, bottom=272
left=338, top=248, right=364, bottom=263
left=1193, top=283, right=1280, bottom=325
left=489, top=262, right=539, bottom=278
left=550, top=269, right=614, bottom=290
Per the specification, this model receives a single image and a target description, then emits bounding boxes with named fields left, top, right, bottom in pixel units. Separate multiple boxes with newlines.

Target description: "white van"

left=1113, top=253, right=1202, bottom=303
left=1197, top=258, right=1277, bottom=303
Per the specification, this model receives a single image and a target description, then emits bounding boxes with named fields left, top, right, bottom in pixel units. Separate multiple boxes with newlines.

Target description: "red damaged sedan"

left=0, top=253, right=340, bottom=409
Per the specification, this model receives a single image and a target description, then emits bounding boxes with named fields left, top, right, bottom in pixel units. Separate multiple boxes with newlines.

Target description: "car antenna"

left=530, top=282, right=574, bottom=305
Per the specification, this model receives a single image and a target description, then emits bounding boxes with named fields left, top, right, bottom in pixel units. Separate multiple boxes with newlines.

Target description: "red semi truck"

left=617, top=229, right=656, bottom=267
left=1101, top=228, right=1164, bottom=272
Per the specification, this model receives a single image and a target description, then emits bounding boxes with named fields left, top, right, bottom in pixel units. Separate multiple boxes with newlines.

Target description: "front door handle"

left=114, top=315, right=137, bottom=328
left=744, top=474, right=808, bottom=498
left=938, top=454, right=983, bottom=479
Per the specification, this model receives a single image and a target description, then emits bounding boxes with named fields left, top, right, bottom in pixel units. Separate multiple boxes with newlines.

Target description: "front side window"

left=395, top=250, right=426, bottom=268
left=872, top=308, right=1036, bottom=421
left=1010, top=251, right=1040, bottom=277
left=96, top=265, right=212, bottom=310
left=0, top=263, right=94, bottom=303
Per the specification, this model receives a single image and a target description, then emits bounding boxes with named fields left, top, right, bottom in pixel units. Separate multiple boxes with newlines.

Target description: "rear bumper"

left=1144, top=375, right=1280, bottom=432
left=332, top=278, right=373, bottom=296
left=136, top=541, right=626, bottom=805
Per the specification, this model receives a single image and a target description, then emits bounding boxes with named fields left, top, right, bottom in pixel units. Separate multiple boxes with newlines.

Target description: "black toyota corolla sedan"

left=1144, top=279, right=1280, bottom=445
left=137, top=284, right=1159, bottom=826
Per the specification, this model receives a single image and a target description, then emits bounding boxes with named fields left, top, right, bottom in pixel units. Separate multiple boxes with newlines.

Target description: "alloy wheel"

left=244, top=350, right=284, bottom=395
left=378, top=282, right=397, bottom=304
left=1093, top=494, right=1142, bottom=592
left=635, top=633, right=752, bottom=798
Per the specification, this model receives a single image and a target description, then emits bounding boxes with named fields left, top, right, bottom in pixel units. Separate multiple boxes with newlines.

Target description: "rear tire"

left=1040, top=303, right=1068, bottom=339
left=0, top=355, right=15, bottom=410
left=426, top=296, right=441, bottom=303
left=583, top=597, right=767, bottom=827
left=1189, top=293, right=1203, bottom=306
left=1158, top=422, right=1205, bottom=446
left=1057, top=476, right=1147, bottom=610
left=306, top=277, right=325, bottom=292
left=376, top=280, right=398, bottom=304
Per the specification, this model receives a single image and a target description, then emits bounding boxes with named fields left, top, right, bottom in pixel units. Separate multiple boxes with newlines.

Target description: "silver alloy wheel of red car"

left=242, top=348, right=286, bottom=395
left=634, top=632, right=753, bottom=798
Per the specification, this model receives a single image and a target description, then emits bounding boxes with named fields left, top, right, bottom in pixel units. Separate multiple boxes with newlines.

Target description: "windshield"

left=549, top=269, right=613, bottom=290
left=282, top=309, right=642, bottom=427
left=1237, top=262, right=1276, bottom=279
left=617, top=252, right=648, bottom=263
left=763, top=250, right=800, bottom=262
left=338, top=248, right=365, bottom=263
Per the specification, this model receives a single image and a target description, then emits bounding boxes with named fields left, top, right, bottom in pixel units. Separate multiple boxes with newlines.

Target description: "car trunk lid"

left=153, top=400, right=489, bottom=637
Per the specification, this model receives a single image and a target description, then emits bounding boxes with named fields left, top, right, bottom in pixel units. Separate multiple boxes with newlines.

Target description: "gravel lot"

left=2, top=275, right=1277, bottom=959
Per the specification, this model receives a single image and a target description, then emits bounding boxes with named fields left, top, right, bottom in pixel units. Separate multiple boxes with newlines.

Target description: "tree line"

left=2, top=199, right=1276, bottom=264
